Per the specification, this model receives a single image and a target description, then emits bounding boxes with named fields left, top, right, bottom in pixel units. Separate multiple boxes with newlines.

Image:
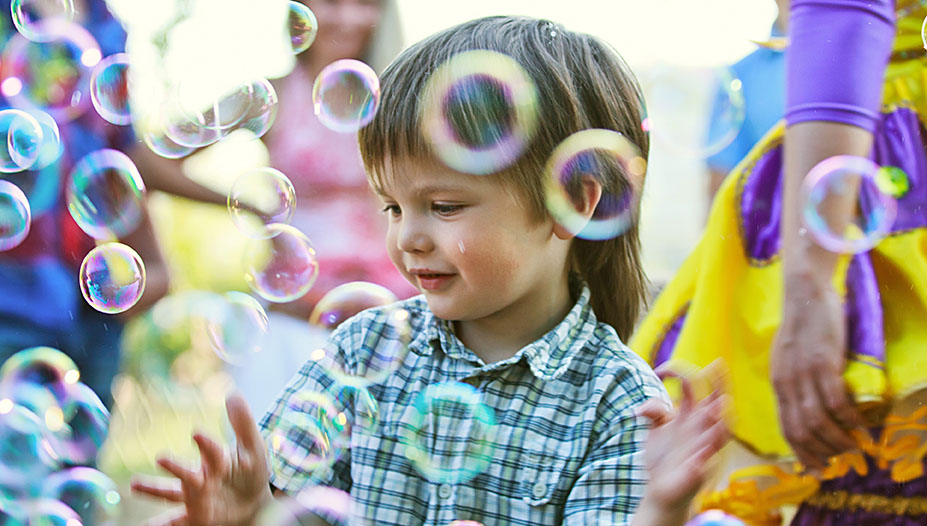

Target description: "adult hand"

left=771, top=283, right=862, bottom=469
left=131, top=394, right=274, bottom=526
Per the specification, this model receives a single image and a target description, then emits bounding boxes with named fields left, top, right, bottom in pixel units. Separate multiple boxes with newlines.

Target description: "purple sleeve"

left=786, top=0, right=896, bottom=132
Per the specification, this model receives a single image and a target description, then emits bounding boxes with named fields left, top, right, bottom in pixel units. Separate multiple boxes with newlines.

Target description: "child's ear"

left=552, top=175, right=603, bottom=240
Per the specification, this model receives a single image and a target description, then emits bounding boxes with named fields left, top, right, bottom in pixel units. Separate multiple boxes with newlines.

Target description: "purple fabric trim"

left=791, top=434, right=927, bottom=526
left=786, top=0, right=895, bottom=133
left=844, top=253, right=885, bottom=362
left=740, top=145, right=784, bottom=261
left=872, top=107, right=927, bottom=232
left=653, top=310, right=686, bottom=368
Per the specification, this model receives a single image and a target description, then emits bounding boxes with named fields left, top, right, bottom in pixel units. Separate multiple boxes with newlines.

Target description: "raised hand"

left=131, top=394, right=274, bottom=526
left=637, top=365, right=729, bottom=513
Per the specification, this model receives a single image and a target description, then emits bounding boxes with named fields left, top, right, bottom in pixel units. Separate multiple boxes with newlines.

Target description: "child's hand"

left=636, top=366, right=729, bottom=513
left=131, top=394, right=274, bottom=526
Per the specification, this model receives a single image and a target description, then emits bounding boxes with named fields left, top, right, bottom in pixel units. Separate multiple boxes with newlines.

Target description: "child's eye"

left=381, top=204, right=401, bottom=216
left=433, top=203, right=463, bottom=215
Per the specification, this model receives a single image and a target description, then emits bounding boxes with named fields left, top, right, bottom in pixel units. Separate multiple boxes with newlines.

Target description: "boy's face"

left=376, top=158, right=571, bottom=323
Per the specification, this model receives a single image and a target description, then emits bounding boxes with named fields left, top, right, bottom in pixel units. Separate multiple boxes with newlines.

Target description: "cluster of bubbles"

left=685, top=510, right=745, bottom=526
left=800, top=155, right=899, bottom=254
left=0, top=346, right=119, bottom=525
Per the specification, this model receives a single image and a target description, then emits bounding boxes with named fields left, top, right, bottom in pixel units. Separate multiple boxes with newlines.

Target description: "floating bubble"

left=30, top=109, right=63, bottom=169
left=398, top=382, right=497, bottom=484
left=41, top=468, right=119, bottom=526
left=90, top=53, right=130, bottom=125
left=265, top=391, right=343, bottom=482
left=544, top=129, right=645, bottom=240
left=422, top=50, right=539, bottom=175
left=801, top=155, right=897, bottom=254
left=206, top=291, right=269, bottom=365
left=0, top=379, right=61, bottom=434
left=11, top=0, right=75, bottom=42
left=309, top=281, right=397, bottom=331
left=312, top=59, right=380, bottom=133
left=244, top=224, right=319, bottom=303
left=642, top=66, right=745, bottom=158
left=21, top=498, right=84, bottom=526
left=177, top=81, right=254, bottom=132
left=923, top=15, right=927, bottom=51
left=79, top=242, right=146, bottom=314
left=328, top=384, right=379, bottom=438
left=310, top=305, right=410, bottom=389
left=0, top=179, right=31, bottom=251
left=0, top=20, right=100, bottom=123
left=0, top=109, right=43, bottom=172
left=237, top=79, right=278, bottom=139
left=685, top=510, right=745, bottom=526
left=288, top=2, right=318, bottom=54
left=162, top=105, right=221, bottom=149
left=141, top=127, right=195, bottom=159
left=51, top=382, right=109, bottom=465
left=228, top=168, right=296, bottom=239
left=257, top=486, right=360, bottom=526
left=0, top=403, right=59, bottom=488
left=66, top=149, right=146, bottom=240
left=0, top=347, right=80, bottom=401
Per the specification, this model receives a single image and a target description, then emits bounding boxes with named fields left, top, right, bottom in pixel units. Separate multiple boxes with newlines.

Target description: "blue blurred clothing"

left=706, top=24, right=786, bottom=173
left=0, top=0, right=134, bottom=407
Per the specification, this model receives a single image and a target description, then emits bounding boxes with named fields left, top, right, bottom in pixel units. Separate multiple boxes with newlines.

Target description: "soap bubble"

left=399, top=382, right=497, bottom=484
left=41, top=468, right=120, bottom=526
left=0, top=109, right=44, bottom=172
left=641, top=66, right=745, bottom=158
left=21, top=498, right=84, bottom=526
left=309, top=304, right=410, bottom=389
left=90, top=53, right=131, bottom=125
left=312, top=59, right=380, bottom=133
left=141, top=126, right=195, bottom=159
left=237, top=78, right=278, bottom=139
left=0, top=346, right=80, bottom=401
left=244, top=224, right=319, bottom=303
left=177, top=81, right=254, bottom=132
left=801, top=155, right=897, bottom=254
left=257, top=486, right=362, bottom=526
left=685, top=510, right=745, bottom=526
left=79, top=242, right=146, bottom=314
left=228, top=167, right=296, bottom=239
left=11, top=0, right=74, bottom=42
left=309, top=281, right=397, bottom=331
left=265, top=391, right=344, bottom=482
left=0, top=179, right=31, bottom=251
left=288, top=1, right=318, bottom=54
left=0, top=403, right=59, bottom=488
left=0, top=20, right=101, bottom=123
left=50, top=382, right=109, bottom=465
left=66, top=149, right=146, bottom=240
left=30, top=109, right=62, bottom=169
left=205, top=291, right=269, bottom=365
left=544, top=129, right=645, bottom=240
left=421, top=50, right=539, bottom=175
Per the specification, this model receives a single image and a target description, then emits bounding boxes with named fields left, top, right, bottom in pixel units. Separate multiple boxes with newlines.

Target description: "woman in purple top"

left=633, top=1, right=927, bottom=523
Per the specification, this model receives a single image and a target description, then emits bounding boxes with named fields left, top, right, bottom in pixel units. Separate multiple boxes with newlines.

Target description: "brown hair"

left=358, top=16, right=649, bottom=342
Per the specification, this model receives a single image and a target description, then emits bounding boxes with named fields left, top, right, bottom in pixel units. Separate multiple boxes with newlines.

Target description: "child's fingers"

left=636, top=399, right=674, bottom=427
left=654, top=365, right=696, bottom=414
left=156, top=456, right=200, bottom=485
left=130, top=476, right=184, bottom=502
left=226, top=393, right=265, bottom=461
left=142, top=507, right=189, bottom=526
left=193, top=432, right=229, bottom=478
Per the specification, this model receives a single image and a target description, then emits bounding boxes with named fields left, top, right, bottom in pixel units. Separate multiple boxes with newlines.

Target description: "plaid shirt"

left=260, top=284, right=668, bottom=525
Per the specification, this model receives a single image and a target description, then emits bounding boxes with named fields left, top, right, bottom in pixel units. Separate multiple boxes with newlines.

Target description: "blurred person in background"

left=0, top=0, right=169, bottom=409
left=705, top=0, right=788, bottom=202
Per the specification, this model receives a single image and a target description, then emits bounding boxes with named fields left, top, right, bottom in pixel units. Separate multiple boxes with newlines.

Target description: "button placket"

left=438, top=483, right=453, bottom=500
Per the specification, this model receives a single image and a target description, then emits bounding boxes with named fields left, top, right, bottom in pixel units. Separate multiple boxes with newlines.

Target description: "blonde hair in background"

left=364, top=0, right=406, bottom=73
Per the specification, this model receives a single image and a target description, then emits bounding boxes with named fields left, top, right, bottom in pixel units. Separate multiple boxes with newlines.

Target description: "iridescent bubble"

left=79, top=242, right=146, bottom=314
left=312, top=59, right=380, bottom=133
left=66, top=149, right=146, bottom=240
left=0, top=379, right=61, bottom=432
left=141, top=126, right=195, bottom=159
left=177, top=81, right=253, bottom=132
left=399, top=382, right=496, bottom=484
left=11, top=0, right=75, bottom=42
left=801, top=155, right=897, bottom=254
left=162, top=104, right=220, bottom=149
left=41, top=468, right=120, bottom=526
left=922, top=16, right=927, bottom=51
left=288, top=2, right=318, bottom=54
left=545, top=129, right=646, bottom=241
left=90, top=53, right=130, bottom=125
left=228, top=168, right=296, bottom=239
left=206, top=291, right=269, bottom=365
left=0, top=109, right=43, bottom=172
left=21, top=498, right=83, bottom=526
left=0, top=403, right=59, bottom=488
left=237, top=79, right=278, bottom=139
left=421, top=50, right=539, bottom=175
left=310, top=305, right=410, bottom=389
left=51, top=382, right=109, bottom=465
left=0, top=179, right=31, bottom=251
left=0, top=347, right=80, bottom=400
left=244, top=224, right=319, bottom=303
left=328, top=384, right=379, bottom=438
left=642, top=66, right=745, bottom=158
left=309, top=282, right=397, bottom=331
left=685, top=510, right=745, bottom=526
left=265, top=391, right=343, bottom=482
left=256, top=487, right=361, bottom=526
left=0, top=20, right=101, bottom=123
left=29, top=109, right=63, bottom=169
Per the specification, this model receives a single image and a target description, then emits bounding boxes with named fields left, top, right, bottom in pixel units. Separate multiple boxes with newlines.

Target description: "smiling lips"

left=408, top=268, right=456, bottom=291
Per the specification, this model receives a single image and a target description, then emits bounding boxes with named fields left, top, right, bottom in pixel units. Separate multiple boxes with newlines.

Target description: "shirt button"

left=532, top=482, right=548, bottom=499
left=438, top=483, right=453, bottom=499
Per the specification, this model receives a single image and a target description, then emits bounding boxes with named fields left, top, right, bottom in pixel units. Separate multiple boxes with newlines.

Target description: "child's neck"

left=452, top=280, right=574, bottom=365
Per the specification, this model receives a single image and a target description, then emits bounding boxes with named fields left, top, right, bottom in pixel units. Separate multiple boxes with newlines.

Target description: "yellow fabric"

left=631, top=12, right=927, bottom=458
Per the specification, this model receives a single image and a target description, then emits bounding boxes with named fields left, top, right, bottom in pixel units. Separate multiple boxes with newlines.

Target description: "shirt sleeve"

left=786, top=0, right=895, bottom=132
left=562, top=364, right=669, bottom=526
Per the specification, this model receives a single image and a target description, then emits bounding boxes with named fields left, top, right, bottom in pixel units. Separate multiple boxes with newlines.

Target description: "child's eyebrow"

left=376, top=183, right=470, bottom=198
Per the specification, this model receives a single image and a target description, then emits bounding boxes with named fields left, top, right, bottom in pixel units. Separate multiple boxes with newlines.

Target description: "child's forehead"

left=375, top=156, right=509, bottom=195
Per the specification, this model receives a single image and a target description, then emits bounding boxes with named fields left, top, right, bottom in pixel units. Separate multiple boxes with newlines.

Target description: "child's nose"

left=396, top=218, right=433, bottom=254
